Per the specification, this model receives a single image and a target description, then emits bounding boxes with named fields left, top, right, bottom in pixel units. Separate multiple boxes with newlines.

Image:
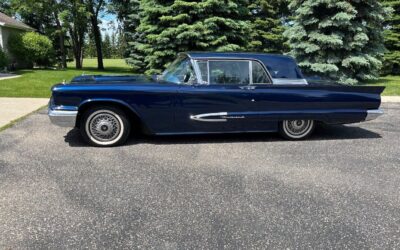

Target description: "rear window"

left=262, top=57, right=304, bottom=79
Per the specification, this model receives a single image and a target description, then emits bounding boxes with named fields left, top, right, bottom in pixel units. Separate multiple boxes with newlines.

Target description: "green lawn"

left=0, top=58, right=399, bottom=97
left=363, top=75, right=400, bottom=96
left=0, top=59, right=132, bottom=98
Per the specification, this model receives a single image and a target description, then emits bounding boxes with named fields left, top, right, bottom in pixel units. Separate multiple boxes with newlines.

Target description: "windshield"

left=159, top=56, right=196, bottom=84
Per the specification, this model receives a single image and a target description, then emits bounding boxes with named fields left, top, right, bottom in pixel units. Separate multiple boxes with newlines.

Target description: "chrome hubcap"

left=89, top=112, right=121, bottom=141
left=285, top=120, right=312, bottom=136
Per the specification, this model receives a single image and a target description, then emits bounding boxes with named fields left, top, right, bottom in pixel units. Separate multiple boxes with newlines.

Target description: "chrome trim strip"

left=190, top=112, right=229, bottom=122
left=272, top=79, right=308, bottom=85
left=365, top=109, right=384, bottom=121
left=249, top=60, right=253, bottom=84
left=190, top=58, right=203, bottom=84
left=48, top=108, right=78, bottom=127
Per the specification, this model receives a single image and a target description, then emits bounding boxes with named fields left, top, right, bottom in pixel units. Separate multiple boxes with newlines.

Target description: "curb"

left=382, top=96, right=400, bottom=103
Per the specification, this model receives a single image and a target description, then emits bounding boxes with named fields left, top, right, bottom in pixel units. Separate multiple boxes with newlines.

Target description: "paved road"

left=0, top=103, right=399, bottom=249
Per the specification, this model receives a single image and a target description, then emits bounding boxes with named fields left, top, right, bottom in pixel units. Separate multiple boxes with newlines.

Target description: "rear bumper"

left=365, top=109, right=384, bottom=121
left=48, top=108, right=78, bottom=127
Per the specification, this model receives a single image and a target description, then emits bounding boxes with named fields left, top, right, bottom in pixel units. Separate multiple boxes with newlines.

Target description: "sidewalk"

left=0, top=73, right=21, bottom=81
left=0, top=97, right=48, bottom=128
left=382, top=96, right=400, bottom=103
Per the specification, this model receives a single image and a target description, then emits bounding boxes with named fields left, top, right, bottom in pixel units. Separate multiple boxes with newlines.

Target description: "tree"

left=85, top=34, right=97, bottom=58
left=115, top=29, right=127, bottom=58
left=108, top=0, right=144, bottom=63
left=10, top=0, right=69, bottom=68
left=132, top=0, right=250, bottom=74
left=102, top=33, right=111, bottom=58
left=247, top=0, right=289, bottom=53
left=124, top=0, right=146, bottom=72
left=0, top=48, right=9, bottom=70
left=8, top=32, right=54, bottom=67
left=60, top=0, right=88, bottom=69
left=84, top=0, right=106, bottom=69
left=284, top=0, right=389, bottom=84
left=0, top=0, right=15, bottom=16
left=382, top=0, right=400, bottom=75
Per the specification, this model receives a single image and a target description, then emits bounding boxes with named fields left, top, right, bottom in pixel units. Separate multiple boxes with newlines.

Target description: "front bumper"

left=365, top=109, right=384, bottom=121
left=48, top=108, right=78, bottom=127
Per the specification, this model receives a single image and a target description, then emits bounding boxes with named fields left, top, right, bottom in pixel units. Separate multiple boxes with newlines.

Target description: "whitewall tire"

left=279, top=120, right=315, bottom=140
left=80, top=106, right=131, bottom=147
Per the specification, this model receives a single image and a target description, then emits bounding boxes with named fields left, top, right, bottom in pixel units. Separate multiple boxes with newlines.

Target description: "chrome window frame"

left=251, top=60, right=272, bottom=85
left=191, top=58, right=273, bottom=86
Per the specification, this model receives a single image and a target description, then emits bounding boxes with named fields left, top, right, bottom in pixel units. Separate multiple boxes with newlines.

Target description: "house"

left=0, top=12, right=34, bottom=67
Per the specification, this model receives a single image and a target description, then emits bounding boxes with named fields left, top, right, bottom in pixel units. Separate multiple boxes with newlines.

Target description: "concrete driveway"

left=0, top=98, right=48, bottom=128
left=0, top=103, right=399, bottom=248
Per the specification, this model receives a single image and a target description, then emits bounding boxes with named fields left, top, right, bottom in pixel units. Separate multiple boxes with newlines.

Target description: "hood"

left=70, top=75, right=152, bottom=84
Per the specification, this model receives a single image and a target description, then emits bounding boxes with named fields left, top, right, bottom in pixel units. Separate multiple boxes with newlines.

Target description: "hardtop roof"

left=184, top=52, right=294, bottom=61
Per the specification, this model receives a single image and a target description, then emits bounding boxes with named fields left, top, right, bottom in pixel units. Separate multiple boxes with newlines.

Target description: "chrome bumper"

left=48, top=108, right=78, bottom=127
left=365, top=109, right=384, bottom=121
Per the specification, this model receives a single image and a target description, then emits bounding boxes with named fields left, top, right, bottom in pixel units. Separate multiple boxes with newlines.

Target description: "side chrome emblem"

left=190, top=112, right=245, bottom=122
left=190, top=112, right=228, bottom=122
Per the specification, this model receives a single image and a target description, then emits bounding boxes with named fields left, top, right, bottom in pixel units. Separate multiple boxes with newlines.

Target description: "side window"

left=197, top=60, right=208, bottom=84
left=209, top=61, right=250, bottom=85
left=252, top=61, right=271, bottom=84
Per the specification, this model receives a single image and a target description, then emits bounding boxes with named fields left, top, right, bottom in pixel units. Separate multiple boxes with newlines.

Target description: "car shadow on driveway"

left=64, top=124, right=382, bottom=147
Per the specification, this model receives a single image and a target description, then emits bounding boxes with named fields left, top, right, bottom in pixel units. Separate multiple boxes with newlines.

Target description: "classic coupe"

left=48, top=52, right=384, bottom=146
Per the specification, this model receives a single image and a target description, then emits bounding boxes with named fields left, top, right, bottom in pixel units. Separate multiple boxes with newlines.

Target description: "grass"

left=0, top=59, right=132, bottom=98
left=363, top=75, right=400, bottom=96
left=0, top=58, right=399, bottom=97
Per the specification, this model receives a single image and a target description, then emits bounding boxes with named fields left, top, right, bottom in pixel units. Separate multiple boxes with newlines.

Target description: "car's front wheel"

left=279, top=119, right=315, bottom=140
left=80, top=106, right=131, bottom=147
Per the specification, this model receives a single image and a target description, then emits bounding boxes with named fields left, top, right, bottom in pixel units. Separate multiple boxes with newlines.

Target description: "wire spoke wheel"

left=281, top=119, right=315, bottom=139
left=89, top=112, right=121, bottom=142
left=83, top=108, right=128, bottom=146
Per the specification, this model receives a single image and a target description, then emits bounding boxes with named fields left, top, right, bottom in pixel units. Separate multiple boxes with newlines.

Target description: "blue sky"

left=100, top=13, right=119, bottom=36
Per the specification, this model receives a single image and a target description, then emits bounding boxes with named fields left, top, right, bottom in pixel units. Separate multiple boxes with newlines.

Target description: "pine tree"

left=124, top=0, right=147, bottom=73
left=116, top=29, right=127, bottom=58
left=285, top=0, right=389, bottom=84
left=102, top=33, right=112, bottom=58
left=85, top=34, right=97, bottom=58
left=247, top=0, right=288, bottom=53
left=133, top=0, right=250, bottom=74
left=110, top=31, right=117, bottom=58
left=382, top=0, right=400, bottom=75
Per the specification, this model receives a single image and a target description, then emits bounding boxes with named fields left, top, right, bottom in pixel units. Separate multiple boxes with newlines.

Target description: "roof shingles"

left=0, top=12, right=34, bottom=31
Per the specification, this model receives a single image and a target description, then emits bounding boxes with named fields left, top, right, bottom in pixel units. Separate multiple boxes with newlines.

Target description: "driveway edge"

left=382, top=96, right=400, bottom=103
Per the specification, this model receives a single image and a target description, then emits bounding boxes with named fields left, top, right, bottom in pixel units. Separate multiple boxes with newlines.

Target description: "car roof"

left=184, top=51, right=294, bottom=61
left=183, top=52, right=305, bottom=80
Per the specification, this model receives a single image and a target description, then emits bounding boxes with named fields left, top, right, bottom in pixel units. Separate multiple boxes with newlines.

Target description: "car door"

left=173, top=59, right=254, bottom=133
left=242, top=60, right=280, bottom=131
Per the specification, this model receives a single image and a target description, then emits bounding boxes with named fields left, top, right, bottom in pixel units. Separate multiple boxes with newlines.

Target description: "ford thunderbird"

left=48, top=52, right=384, bottom=146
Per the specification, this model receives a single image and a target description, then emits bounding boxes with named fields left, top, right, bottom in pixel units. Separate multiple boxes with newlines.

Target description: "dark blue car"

left=48, top=52, right=384, bottom=146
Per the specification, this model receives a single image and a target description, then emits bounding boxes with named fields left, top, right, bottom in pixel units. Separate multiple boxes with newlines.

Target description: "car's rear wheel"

left=80, top=106, right=131, bottom=147
left=279, top=119, right=315, bottom=140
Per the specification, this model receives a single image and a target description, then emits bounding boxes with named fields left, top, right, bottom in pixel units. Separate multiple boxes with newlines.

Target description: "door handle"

left=239, top=85, right=256, bottom=90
